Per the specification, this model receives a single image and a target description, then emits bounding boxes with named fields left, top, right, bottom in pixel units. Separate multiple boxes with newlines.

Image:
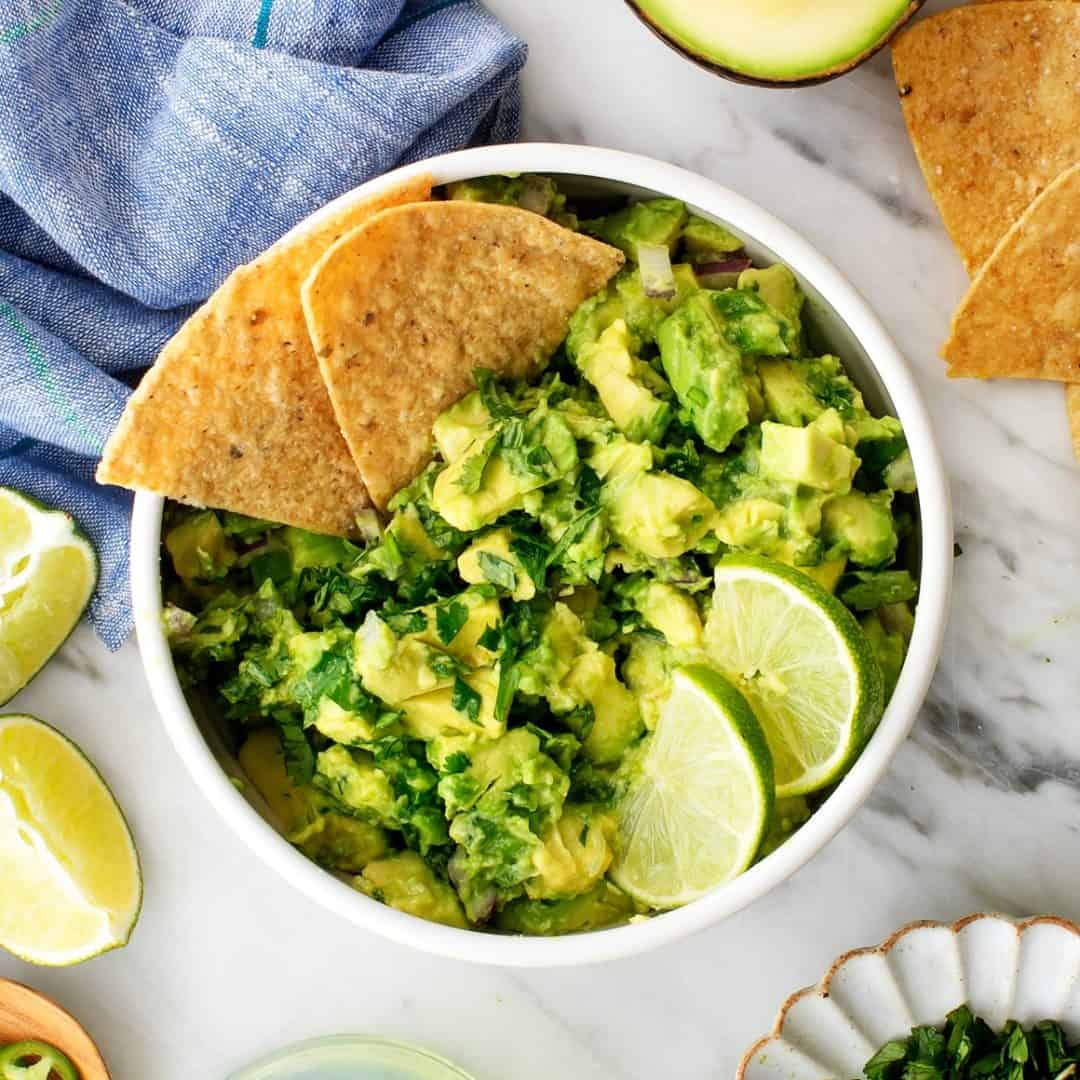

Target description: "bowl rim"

left=130, top=142, right=953, bottom=967
left=735, top=913, right=1080, bottom=1079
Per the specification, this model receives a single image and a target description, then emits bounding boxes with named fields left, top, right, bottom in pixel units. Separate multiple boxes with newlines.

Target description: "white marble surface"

left=5, top=2, right=1080, bottom=1077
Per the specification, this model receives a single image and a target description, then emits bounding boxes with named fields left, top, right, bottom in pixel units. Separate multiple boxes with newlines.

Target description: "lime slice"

left=0, top=714, right=141, bottom=965
left=0, top=488, right=97, bottom=705
left=611, top=664, right=774, bottom=909
left=704, top=554, right=884, bottom=797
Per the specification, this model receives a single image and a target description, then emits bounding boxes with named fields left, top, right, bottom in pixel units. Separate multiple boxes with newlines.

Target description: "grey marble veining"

left=3, top=3, right=1080, bottom=1077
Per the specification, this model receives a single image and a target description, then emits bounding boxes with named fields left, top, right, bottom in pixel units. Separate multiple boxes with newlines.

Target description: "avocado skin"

left=623, top=0, right=925, bottom=89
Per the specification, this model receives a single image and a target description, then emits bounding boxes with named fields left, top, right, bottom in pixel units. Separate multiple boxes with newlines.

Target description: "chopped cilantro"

left=456, top=432, right=498, bottom=494
left=435, top=600, right=469, bottom=645
left=385, top=609, right=427, bottom=636
left=477, top=551, right=517, bottom=591
left=429, top=652, right=463, bottom=680
left=451, top=677, right=482, bottom=723
left=545, top=507, right=601, bottom=570
left=862, top=1007, right=1080, bottom=1080
left=477, top=623, right=503, bottom=653
left=277, top=716, right=315, bottom=785
left=473, top=367, right=518, bottom=419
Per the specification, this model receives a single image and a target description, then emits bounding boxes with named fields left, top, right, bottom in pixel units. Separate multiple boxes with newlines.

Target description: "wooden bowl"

left=0, top=980, right=108, bottom=1079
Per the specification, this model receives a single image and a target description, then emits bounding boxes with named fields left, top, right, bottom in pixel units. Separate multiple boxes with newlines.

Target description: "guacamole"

left=163, top=177, right=918, bottom=934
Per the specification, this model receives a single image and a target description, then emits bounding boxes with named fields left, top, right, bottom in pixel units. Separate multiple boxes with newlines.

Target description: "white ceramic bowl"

left=738, top=914, right=1080, bottom=1080
left=130, top=143, right=953, bottom=967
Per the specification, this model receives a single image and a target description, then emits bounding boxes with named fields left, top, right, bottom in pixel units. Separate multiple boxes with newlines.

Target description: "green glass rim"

left=226, top=1034, right=476, bottom=1080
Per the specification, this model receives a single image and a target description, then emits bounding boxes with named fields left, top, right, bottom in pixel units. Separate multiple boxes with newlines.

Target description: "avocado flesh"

left=633, top=0, right=919, bottom=83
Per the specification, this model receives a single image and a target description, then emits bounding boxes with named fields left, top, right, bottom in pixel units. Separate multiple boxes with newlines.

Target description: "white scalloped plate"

left=739, top=914, right=1080, bottom=1080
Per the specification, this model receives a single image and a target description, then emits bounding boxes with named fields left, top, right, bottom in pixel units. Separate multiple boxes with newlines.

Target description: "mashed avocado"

left=164, top=176, right=917, bottom=935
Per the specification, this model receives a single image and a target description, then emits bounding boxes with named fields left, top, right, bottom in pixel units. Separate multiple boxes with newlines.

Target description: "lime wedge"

left=0, top=714, right=141, bottom=965
left=0, top=487, right=97, bottom=705
left=611, top=665, right=774, bottom=909
left=704, top=554, right=884, bottom=797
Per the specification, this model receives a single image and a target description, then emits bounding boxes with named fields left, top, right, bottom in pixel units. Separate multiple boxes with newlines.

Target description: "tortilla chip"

left=944, top=164, right=1080, bottom=380
left=892, top=3, right=1080, bottom=273
left=1066, top=384, right=1080, bottom=462
left=302, top=202, right=625, bottom=508
left=97, top=174, right=433, bottom=535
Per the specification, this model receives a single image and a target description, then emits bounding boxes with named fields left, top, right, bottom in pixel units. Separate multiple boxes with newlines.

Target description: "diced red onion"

left=694, top=256, right=752, bottom=276
left=637, top=241, right=677, bottom=299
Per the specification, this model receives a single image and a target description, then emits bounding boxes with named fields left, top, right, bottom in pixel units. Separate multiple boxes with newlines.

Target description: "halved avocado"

left=627, top=0, right=924, bottom=88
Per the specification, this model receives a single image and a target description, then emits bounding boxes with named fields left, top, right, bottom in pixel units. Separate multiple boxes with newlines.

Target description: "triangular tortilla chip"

left=944, top=164, right=1080, bottom=380
left=1066, top=384, right=1080, bottom=463
left=301, top=202, right=625, bottom=508
left=97, top=174, right=433, bottom=535
left=892, top=3, right=1080, bottom=273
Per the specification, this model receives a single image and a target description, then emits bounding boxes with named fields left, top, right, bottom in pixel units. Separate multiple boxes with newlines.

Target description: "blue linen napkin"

left=0, top=0, right=526, bottom=650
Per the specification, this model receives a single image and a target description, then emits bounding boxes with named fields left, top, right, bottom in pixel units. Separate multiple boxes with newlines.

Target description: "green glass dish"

left=227, top=1035, right=476, bottom=1080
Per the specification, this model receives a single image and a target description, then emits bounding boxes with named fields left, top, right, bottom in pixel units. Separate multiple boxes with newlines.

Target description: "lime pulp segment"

left=612, top=664, right=774, bottom=909
left=704, top=555, right=883, bottom=797
left=0, top=487, right=97, bottom=704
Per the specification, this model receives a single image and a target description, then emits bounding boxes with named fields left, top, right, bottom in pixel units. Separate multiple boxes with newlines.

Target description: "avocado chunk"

left=861, top=611, right=907, bottom=699
left=566, top=288, right=626, bottom=363
left=387, top=504, right=445, bottom=565
left=517, top=604, right=644, bottom=764
left=354, top=851, right=468, bottom=929
left=457, top=528, right=536, bottom=600
left=410, top=589, right=502, bottom=668
left=615, top=263, right=699, bottom=346
left=851, top=414, right=906, bottom=487
left=354, top=612, right=453, bottom=704
left=796, top=557, right=847, bottom=594
left=713, top=496, right=785, bottom=551
left=883, top=447, right=917, bottom=494
left=710, top=287, right=790, bottom=357
left=439, top=728, right=569, bottom=919
left=630, top=0, right=920, bottom=85
left=681, top=215, right=743, bottom=256
left=526, top=806, right=615, bottom=900
left=238, top=729, right=390, bottom=873
left=399, top=667, right=503, bottom=744
left=759, top=418, right=859, bottom=493
left=839, top=569, right=918, bottom=612
left=431, top=412, right=578, bottom=531
left=562, top=649, right=643, bottom=764
left=821, top=490, right=898, bottom=567
left=315, top=745, right=398, bottom=824
left=495, top=880, right=638, bottom=935
left=658, top=292, right=749, bottom=452
left=566, top=263, right=698, bottom=361
left=627, top=580, right=704, bottom=648
left=444, top=175, right=570, bottom=223
left=582, top=197, right=688, bottom=259
left=310, top=697, right=382, bottom=745
left=622, top=635, right=676, bottom=731
left=282, top=527, right=357, bottom=571
left=606, top=471, right=716, bottom=559
left=738, top=264, right=804, bottom=356
left=432, top=391, right=492, bottom=462
left=588, top=435, right=653, bottom=484
left=577, top=319, right=672, bottom=443
left=759, top=359, right=822, bottom=426
left=165, top=510, right=236, bottom=581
